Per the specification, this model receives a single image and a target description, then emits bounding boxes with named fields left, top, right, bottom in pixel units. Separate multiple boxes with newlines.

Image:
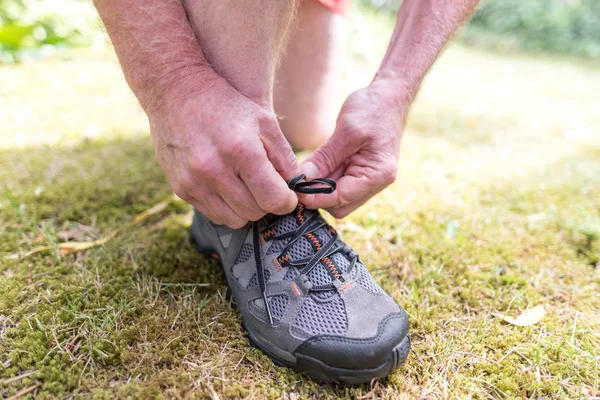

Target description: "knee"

left=280, top=110, right=335, bottom=151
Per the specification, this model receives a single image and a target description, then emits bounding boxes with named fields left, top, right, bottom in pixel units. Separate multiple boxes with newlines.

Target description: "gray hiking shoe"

left=191, top=175, right=410, bottom=383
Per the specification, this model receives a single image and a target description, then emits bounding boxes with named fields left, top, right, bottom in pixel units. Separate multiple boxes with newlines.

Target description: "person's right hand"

left=148, top=69, right=299, bottom=228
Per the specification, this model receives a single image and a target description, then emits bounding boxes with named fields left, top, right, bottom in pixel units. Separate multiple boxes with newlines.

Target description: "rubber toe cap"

left=294, top=311, right=409, bottom=370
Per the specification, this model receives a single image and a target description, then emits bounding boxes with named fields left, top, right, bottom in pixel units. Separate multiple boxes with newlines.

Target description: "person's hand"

left=299, top=78, right=409, bottom=218
left=148, top=69, right=299, bottom=228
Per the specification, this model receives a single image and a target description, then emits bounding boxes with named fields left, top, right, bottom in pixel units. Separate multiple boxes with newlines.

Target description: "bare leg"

left=183, top=0, right=299, bottom=110
left=275, top=0, right=348, bottom=150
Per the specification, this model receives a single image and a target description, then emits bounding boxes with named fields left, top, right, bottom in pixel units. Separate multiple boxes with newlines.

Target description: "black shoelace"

left=252, top=174, right=359, bottom=325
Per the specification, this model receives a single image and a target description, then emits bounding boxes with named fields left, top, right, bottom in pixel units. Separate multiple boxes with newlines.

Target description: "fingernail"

left=302, top=162, right=319, bottom=179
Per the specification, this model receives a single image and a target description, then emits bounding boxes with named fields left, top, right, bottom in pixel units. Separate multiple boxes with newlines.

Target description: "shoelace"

left=252, top=174, right=359, bottom=325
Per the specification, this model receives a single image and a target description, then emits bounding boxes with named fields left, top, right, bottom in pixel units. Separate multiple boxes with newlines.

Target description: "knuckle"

left=225, top=218, right=247, bottom=230
left=329, top=208, right=349, bottom=219
left=225, top=137, right=258, bottom=161
left=188, top=153, right=218, bottom=176
left=263, top=195, right=294, bottom=215
left=381, top=163, right=398, bottom=186
left=350, top=126, right=370, bottom=141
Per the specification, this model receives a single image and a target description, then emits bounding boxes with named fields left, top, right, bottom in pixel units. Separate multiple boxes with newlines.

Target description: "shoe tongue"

left=269, top=205, right=350, bottom=286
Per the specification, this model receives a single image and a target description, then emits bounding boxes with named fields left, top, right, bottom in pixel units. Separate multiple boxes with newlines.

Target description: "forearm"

left=93, top=0, right=213, bottom=112
left=376, top=0, right=479, bottom=103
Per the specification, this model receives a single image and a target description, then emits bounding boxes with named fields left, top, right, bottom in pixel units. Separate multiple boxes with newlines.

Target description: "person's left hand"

left=299, top=78, right=410, bottom=218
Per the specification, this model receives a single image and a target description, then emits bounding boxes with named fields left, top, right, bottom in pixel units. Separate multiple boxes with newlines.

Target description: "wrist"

left=130, top=59, right=217, bottom=115
left=370, top=70, right=415, bottom=119
left=373, top=70, right=416, bottom=101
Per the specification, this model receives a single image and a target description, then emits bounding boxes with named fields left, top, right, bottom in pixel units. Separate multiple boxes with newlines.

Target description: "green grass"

left=1, top=16, right=600, bottom=399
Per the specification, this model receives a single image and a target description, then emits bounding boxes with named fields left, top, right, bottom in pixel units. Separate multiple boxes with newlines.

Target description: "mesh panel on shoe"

left=315, top=228, right=331, bottom=245
left=330, top=253, right=350, bottom=273
left=249, top=294, right=289, bottom=322
left=266, top=237, right=290, bottom=256
left=286, top=228, right=333, bottom=263
left=307, top=264, right=332, bottom=287
left=269, top=295, right=289, bottom=321
left=235, top=243, right=253, bottom=264
left=357, top=265, right=384, bottom=294
left=292, top=295, right=348, bottom=337
left=288, top=237, right=314, bottom=260
left=215, top=225, right=232, bottom=236
left=274, top=215, right=299, bottom=236
left=248, top=270, right=271, bottom=288
left=283, top=267, right=300, bottom=281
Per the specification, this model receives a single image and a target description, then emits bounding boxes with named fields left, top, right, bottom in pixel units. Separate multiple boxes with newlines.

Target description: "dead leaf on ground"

left=10, top=231, right=118, bottom=259
left=11, top=245, right=53, bottom=259
left=493, top=305, right=547, bottom=326
left=58, top=231, right=118, bottom=255
left=133, top=200, right=170, bottom=224
left=11, top=196, right=176, bottom=260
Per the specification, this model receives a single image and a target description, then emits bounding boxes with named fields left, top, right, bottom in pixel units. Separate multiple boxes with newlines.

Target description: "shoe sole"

left=191, top=225, right=410, bottom=384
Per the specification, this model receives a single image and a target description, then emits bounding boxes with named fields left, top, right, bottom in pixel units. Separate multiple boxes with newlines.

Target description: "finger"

left=239, top=146, right=298, bottom=215
left=214, top=176, right=266, bottom=222
left=300, top=167, right=379, bottom=210
left=299, top=174, right=361, bottom=210
left=183, top=196, right=224, bottom=226
left=298, top=163, right=346, bottom=208
left=326, top=195, right=373, bottom=219
left=259, top=114, right=299, bottom=180
left=299, top=133, right=360, bottom=180
left=190, top=188, right=248, bottom=229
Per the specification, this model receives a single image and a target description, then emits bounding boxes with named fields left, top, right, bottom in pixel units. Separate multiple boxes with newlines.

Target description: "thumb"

left=299, top=134, right=355, bottom=180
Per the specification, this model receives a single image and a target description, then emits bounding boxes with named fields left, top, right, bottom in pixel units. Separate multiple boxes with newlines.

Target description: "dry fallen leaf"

left=133, top=200, right=170, bottom=224
left=11, top=196, right=177, bottom=260
left=14, top=245, right=53, bottom=259
left=493, top=305, right=547, bottom=326
left=58, top=231, right=118, bottom=255
left=10, top=231, right=118, bottom=259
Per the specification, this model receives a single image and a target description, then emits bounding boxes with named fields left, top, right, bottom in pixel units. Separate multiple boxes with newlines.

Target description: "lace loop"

left=287, top=174, right=336, bottom=194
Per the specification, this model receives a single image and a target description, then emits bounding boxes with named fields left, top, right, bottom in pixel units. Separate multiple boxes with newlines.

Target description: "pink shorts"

left=318, top=0, right=351, bottom=15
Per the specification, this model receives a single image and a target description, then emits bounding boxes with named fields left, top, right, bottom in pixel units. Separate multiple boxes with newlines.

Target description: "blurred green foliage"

left=465, top=0, right=600, bottom=57
left=1, top=0, right=599, bottom=62
left=0, top=0, right=103, bottom=63
left=360, top=0, right=600, bottom=58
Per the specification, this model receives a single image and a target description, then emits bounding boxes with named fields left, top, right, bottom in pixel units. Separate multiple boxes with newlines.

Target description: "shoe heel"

left=191, top=213, right=217, bottom=256
left=192, top=236, right=221, bottom=262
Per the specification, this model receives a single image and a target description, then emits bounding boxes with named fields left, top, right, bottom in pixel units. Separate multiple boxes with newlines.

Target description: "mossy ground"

left=1, top=13, right=599, bottom=399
